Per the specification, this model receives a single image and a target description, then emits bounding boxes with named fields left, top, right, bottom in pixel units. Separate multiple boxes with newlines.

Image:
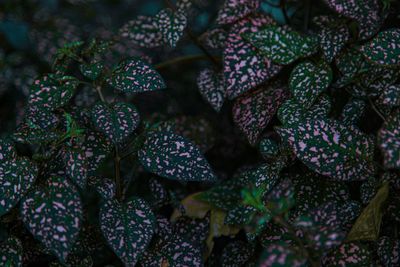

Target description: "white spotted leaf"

left=0, top=237, right=23, bottom=267
left=119, top=16, right=163, bottom=48
left=155, top=8, right=187, bottom=48
left=138, top=131, right=217, bottom=182
left=378, top=111, right=400, bottom=169
left=197, top=68, right=226, bottom=112
left=99, top=197, right=156, bottom=266
left=216, top=0, right=260, bottom=25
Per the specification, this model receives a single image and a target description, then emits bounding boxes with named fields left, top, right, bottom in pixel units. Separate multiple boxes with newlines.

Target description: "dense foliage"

left=1, top=0, right=400, bottom=266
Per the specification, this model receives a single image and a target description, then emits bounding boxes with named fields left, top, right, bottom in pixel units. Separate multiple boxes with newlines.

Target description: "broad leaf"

left=108, top=58, right=165, bottom=93
left=346, top=182, right=389, bottom=241
left=90, top=102, right=140, bottom=144
left=138, top=131, right=217, bottom=182
left=119, top=16, right=163, bottom=48
left=216, top=0, right=260, bottom=25
left=155, top=8, right=187, bottom=48
left=197, top=68, right=226, bottom=112
left=243, top=25, right=318, bottom=65
left=378, top=111, right=400, bottom=169
left=100, top=197, right=156, bottom=266
left=21, top=176, right=83, bottom=262
left=81, top=129, right=112, bottom=174
left=277, top=118, right=375, bottom=181
left=223, top=14, right=281, bottom=99
left=0, top=157, right=38, bottom=216
left=361, top=28, right=400, bottom=66
left=289, top=61, right=332, bottom=109
left=233, top=85, right=289, bottom=145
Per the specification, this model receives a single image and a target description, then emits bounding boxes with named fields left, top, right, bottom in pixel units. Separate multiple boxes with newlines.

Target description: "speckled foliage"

left=379, top=111, right=400, bottom=169
left=155, top=8, right=187, bottom=48
left=216, top=0, right=260, bottom=25
left=197, top=68, right=226, bottom=112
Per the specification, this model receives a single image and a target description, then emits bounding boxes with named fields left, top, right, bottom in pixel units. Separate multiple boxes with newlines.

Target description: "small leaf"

left=243, top=25, right=318, bottom=65
left=322, top=242, right=372, bottom=266
left=340, top=98, right=366, bottom=126
left=197, top=68, right=226, bottom=112
left=119, top=16, right=163, bottom=48
left=108, top=58, right=166, bottom=93
left=289, top=61, right=332, bottom=109
left=259, top=138, right=279, bottom=159
left=81, top=129, right=112, bottom=174
left=155, top=8, right=187, bottom=48
left=0, top=138, right=17, bottom=162
left=138, top=131, right=217, bottom=182
left=224, top=205, right=257, bottom=225
left=346, top=182, right=389, bottom=241
left=100, top=197, right=156, bottom=266
left=200, top=28, right=228, bottom=50
left=216, top=0, right=260, bottom=25
left=223, top=14, right=281, bottom=99
left=90, top=102, right=140, bottom=144
left=13, top=123, right=61, bottom=144
left=378, top=111, right=400, bottom=169
left=63, top=149, right=88, bottom=189
left=361, top=28, right=400, bottom=66
left=21, top=176, right=83, bottom=262
left=79, top=61, right=103, bottom=81
left=378, top=84, right=400, bottom=107
left=0, top=237, right=23, bottom=267
left=233, top=85, right=289, bottom=145
left=88, top=176, right=116, bottom=200
left=0, top=157, right=38, bottom=216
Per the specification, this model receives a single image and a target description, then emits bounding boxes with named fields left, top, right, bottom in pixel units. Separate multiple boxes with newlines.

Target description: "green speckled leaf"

left=21, top=176, right=83, bottom=262
left=0, top=138, right=17, bottom=162
left=0, top=157, right=38, bottom=216
left=216, top=0, right=260, bottom=25
left=197, top=69, right=226, bottom=112
left=99, top=197, right=156, bottom=266
left=79, top=61, right=103, bottom=81
left=63, top=149, right=87, bottom=189
left=88, top=176, right=116, bottom=200
left=379, top=84, right=400, bottom=107
left=108, top=58, right=166, bottom=93
left=243, top=25, right=318, bottom=65
left=155, top=8, right=187, bottom=48
left=220, top=241, right=253, bottom=267
left=258, top=241, right=307, bottom=267
left=138, top=131, right=217, bottom=182
left=81, top=129, right=112, bottom=174
left=119, top=16, right=163, bottom=48
left=378, top=111, right=400, bottom=169
left=90, top=102, right=140, bottom=144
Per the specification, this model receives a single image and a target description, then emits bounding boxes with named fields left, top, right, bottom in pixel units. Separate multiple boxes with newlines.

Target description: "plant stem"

left=155, top=54, right=220, bottom=69
left=96, top=85, right=106, bottom=102
left=368, top=97, right=387, bottom=122
left=114, top=145, right=122, bottom=199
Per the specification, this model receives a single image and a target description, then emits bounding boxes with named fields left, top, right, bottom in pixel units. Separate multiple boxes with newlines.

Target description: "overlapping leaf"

left=233, top=85, right=289, bottom=145
left=81, top=129, right=112, bottom=174
left=21, top=176, right=83, bottom=262
left=63, top=149, right=88, bottom=189
left=100, top=197, right=156, bottom=266
left=243, top=25, right=318, bottom=65
left=379, top=84, right=400, bottom=107
left=155, top=8, right=187, bottom=48
left=138, top=131, right=217, bottom=182
left=378, top=111, right=400, bottom=169
left=197, top=68, right=226, bottom=112
left=223, top=14, right=281, bottom=99
left=258, top=242, right=307, bottom=267
left=90, top=102, right=140, bottom=143
left=0, top=138, right=17, bottom=162
left=321, top=242, right=372, bottom=266
left=108, top=58, right=165, bottom=93
left=220, top=241, right=253, bottom=267
left=216, top=0, right=260, bottom=25
left=119, top=16, right=163, bottom=48
left=88, top=176, right=115, bottom=200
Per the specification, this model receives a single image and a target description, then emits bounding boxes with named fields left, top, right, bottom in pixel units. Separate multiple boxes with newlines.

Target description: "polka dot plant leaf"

left=216, top=0, right=260, bottom=25
left=0, top=237, right=23, bottom=267
left=21, top=176, right=83, bottom=262
left=377, top=236, right=400, bottom=267
left=155, top=8, right=187, bottom=48
left=197, top=68, right=226, bottom=112
left=99, top=197, right=156, bottom=266
left=378, top=111, right=400, bottom=169
left=321, top=242, right=372, bottom=267
left=119, top=16, right=163, bottom=48
left=138, top=131, right=217, bottom=182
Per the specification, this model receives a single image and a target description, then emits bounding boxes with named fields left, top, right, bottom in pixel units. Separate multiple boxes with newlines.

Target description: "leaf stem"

left=96, top=85, right=106, bottom=102
left=368, top=97, right=387, bottom=122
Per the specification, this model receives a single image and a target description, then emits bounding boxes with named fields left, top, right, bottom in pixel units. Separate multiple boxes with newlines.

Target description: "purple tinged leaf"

left=155, top=8, right=187, bottom=48
left=377, top=236, right=400, bottom=267
left=200, top=28, right=228, bottom=50
left=0, top=138, right=17, bottom=162
left=321, top=242, right=372, bottom=266
left=88, top=176, right=116, bottom=200
left=258, top=241, right=307, bottom=267
left=216, top=0, right=260, bottom=25
left=119, top=16, right=163, bottom=48
left=63, top=149, right=88, bottom=189
left=197, top=68, right=226, bottom=112
left=378, top=111, right=400, bottom=169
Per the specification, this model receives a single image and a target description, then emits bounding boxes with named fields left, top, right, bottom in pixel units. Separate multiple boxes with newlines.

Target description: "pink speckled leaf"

left=258, top=241, right=307, bottom=267
left=155, top=8, right=187, bottom=48
left=233, top=84, right=289, bottom=145
left=321, top=242, right=372, bottom=266
left=223, top=14, right=281, bottom=99
left=63, top=149, right=88, bottom=189
left=378, top=111, right=400, bottom=169
left=216, top=0, right=260, bottom=25
left=119, top=15, right=163, bottom=48
left=197, top=68, right=226, bottom=112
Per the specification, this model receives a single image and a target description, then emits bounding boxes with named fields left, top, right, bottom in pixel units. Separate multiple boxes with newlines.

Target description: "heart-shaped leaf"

left=138, top=131, right=217, bottom=182
left=0, top=237, right=23, bottom=267
left=108, top=58, right=166, bottom=93
left=0, top=157, right=38, bottom=216
left=223, top=14, right=281, bottom=99
left=21, top=176, right=83, bottom=262
left=90, top=102, right=140, bottom=144
left=378, top=111, right=400, bottom=169
left=155, top=8, right=187, bottom=48
left=277, top=118, right=375, bottom=181
left=216, top=0, right=260, bottom=25
left=361, top=28, right=400, bottom=66
left=197, top=68, right=226, bottom=112
left=289, top=61, right=332, bottom=109
left=233, top=85, right=289, bottom=145
left=119, top=16, right=163, bottom=48
left=100, top=197, right=156, bottom=266
left=243, top=25, right=318, bottom=65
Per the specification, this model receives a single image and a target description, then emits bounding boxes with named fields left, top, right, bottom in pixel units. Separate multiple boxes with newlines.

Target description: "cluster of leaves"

left=1, top=0, right=400, bottom=266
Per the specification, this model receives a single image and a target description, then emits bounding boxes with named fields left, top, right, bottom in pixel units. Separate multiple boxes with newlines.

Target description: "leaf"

left=99, top=197, right=156, bottom=266
left=258, top=241, right=307, bottom=267
left=378, top=84, right=400, bottom=107
left=233, top=85, right=289, bottom=145
left=28, top=75, right=79, bottom=111
left=155, top=8, right=187, bottom=48
left=223, top=14, right=281, bottom=99
left=0, top=237, right=23, bottom=267
left=243, top=25, right=318, bottom=65
left=224, top=205, right=257, bottom=225
left=63, top=149, right=87, bottom=189
left=0, top=157, right=38, bottom=216
left=13, top=123, right=61, bottom=145
left=81, top=129, right=112, bottom=174
left=200, top=28, right=228, bottom=50
left=277, top=118, right=375, bottom=181
left=361, top=28, right=400, bottom=66
left=119, top=16, right=163, bottom=48
left=88, top=176, right=116, bottom=200
left=79, top=61, right=103, bottom=81
left=259, top=138, right=279, bottom=159
left=377, top=236, right=400, bottom=267
left=108, top=58, right=166, bottom=93
left=346, top=182, right=389, bottom=241
left=21, top=176, right=83, bottom=262
left=138, top=131, right=217, bottom=182
left=148, top=178, right=169, bottom=208
left=90, top=102, right=140, bottom=144
left=289, top=61, right=332, bottom=109
left=220, top=241, right=253, bottom=267
left=378, top=111, right=400, bottom=169
left=0, top=138, right=17, bottom=162
left=173, top=215, right=210, bottom=248
left=197, top=68, right=226, bottom=112
left=216, top=0, right=260, bottom=25
left=340, top=98, right=366, bottom=126
left=321, top=242, right=372, bottom=267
